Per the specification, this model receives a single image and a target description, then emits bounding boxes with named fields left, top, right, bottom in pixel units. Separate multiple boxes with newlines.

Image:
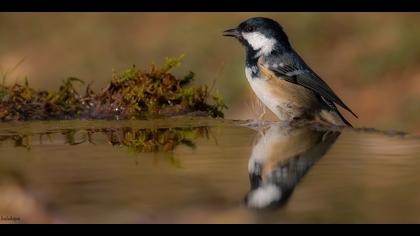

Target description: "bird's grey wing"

left=258, top=57, right=358, bottom=118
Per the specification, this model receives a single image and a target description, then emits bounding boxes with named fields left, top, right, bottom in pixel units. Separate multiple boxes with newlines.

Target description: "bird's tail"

left=336, top=109, right=353, bottom=128
left=317, top=109, right=353, bottom=128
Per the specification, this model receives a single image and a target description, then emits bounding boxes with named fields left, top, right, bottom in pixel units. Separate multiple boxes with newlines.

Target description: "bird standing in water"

left=223, top=17, right=357, bottom=127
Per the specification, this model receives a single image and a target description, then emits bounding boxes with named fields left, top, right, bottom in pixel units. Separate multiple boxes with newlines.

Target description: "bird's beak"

left=223, top=28, right=241, bottom=38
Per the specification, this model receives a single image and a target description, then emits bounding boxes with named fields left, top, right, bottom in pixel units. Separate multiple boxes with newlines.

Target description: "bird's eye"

left=244, top=25, right=254, bottom=32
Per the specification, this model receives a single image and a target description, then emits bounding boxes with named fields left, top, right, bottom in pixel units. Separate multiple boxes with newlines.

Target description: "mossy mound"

left=0, top=55, right=227, bottom=121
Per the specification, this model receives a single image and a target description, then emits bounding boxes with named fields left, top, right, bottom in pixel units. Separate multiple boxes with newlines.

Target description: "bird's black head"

left=223, top=17, right=291, bottom=55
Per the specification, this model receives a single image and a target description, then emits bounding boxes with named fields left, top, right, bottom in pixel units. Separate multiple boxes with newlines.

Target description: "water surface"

left=0, top=118, right=420, bottom=223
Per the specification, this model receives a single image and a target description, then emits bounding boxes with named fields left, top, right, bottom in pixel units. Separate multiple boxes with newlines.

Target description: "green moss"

left=0, top=87, right=6, bottom=101
left=0, top=56, right=227, bottom=121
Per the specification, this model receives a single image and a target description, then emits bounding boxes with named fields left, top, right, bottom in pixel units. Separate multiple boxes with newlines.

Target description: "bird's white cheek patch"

left=242, top=32, right=276, bottom=56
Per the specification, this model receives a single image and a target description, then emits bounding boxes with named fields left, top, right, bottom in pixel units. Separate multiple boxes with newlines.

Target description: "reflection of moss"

left=0, top=134, right=32, bottom=150
left=0, top=126, right=209, bottom=153
left=104, top=127, right=209, bottom=152
left=0, top=55, right=227, bottom=121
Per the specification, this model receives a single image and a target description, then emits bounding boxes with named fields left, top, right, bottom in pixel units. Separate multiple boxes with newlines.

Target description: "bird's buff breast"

left=245, top=67, right=318, bottom=121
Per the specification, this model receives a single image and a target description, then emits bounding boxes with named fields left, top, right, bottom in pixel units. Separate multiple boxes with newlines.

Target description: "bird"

left=223, top=17, right=358, bottom=127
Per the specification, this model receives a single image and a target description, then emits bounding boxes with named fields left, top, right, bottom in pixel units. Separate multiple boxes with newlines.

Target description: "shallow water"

left=1, top=117, right=420, bottom=223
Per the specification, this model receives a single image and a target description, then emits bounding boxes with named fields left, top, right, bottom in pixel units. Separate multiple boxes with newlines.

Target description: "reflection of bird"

left=244, top=123, right=340, bottom=209
left=223, top=17, right=357, bottom=127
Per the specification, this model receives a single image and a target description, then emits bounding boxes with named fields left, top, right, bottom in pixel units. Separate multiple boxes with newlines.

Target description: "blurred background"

left=1, top=13, right=420, bottom=132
